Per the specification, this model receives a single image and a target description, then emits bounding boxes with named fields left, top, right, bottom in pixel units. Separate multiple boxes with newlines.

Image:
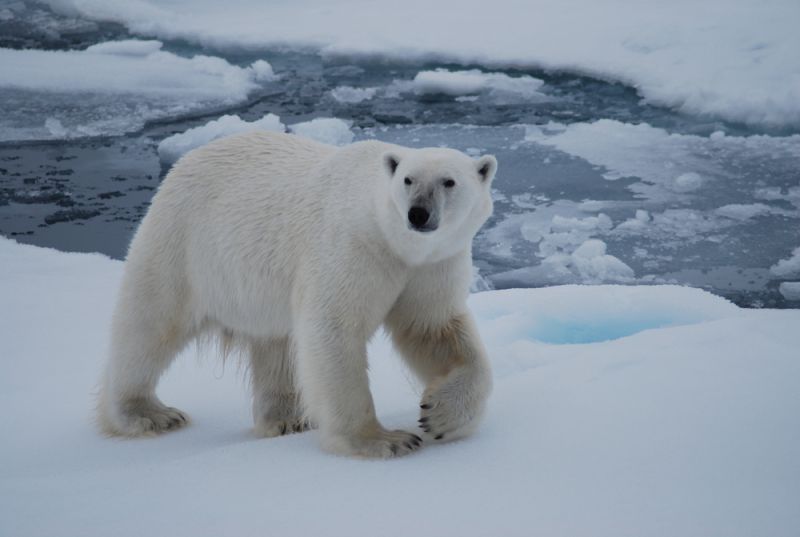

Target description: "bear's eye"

left=443, top=179, right=456, bottom=188
left=404, top=177, right=412, bottom=185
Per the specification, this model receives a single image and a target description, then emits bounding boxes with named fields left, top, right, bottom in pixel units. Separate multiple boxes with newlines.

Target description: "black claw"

left=420, top=404, right=432, bottom=409
left=419, top=417, right=429, bottom=423
left=435, top=433, right=444, bottom=440
left=390, top=443, right=398, bottom=455
left=412, top=434, right=422, bottom=443
left=279, top=423, right=287, bottom=435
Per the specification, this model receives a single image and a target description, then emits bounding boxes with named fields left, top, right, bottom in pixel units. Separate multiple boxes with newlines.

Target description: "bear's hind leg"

left=98, top=283, right=192, bottom=437
left=250, top=337, right=314, bottom=437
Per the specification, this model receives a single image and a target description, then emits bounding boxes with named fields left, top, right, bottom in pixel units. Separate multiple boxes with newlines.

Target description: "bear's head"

left=381, top=147, right=496, bottom=263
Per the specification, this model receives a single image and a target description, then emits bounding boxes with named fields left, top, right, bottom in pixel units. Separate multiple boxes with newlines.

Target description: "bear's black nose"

left=408, top=206, right=430, bottom=229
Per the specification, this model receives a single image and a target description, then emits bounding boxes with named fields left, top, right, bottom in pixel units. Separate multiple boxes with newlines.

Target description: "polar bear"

left=98, top=131, right=496, bottom=458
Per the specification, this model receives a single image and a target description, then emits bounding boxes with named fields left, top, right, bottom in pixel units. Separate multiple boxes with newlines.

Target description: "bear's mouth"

left=409, top=223, right=438, bottom=233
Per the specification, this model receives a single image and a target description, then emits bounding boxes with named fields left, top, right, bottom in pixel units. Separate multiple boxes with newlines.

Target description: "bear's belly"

left=191, top=266, right=296, bottom=339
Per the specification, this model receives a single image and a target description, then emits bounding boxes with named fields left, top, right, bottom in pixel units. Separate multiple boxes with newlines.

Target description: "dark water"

left=1, top=1, right=799, bottom=307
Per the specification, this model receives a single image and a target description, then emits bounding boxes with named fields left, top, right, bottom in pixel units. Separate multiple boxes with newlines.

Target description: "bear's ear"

left=382, top=152, right=401, bottom=177
left=476, top=155, right=497, bottom=184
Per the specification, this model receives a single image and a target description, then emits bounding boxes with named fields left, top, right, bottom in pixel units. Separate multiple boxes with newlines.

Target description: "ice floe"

left=0, top=40, right=277, bottom=141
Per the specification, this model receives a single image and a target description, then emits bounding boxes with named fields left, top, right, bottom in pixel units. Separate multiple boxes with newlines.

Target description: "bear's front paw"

left=324, top=428, right=423, bottom=459
left=418, top=368, right=490, bottom=442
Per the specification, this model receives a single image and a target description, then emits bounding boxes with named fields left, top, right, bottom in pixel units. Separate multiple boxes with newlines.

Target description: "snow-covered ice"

left=0, top=40, right=276, bottom=141
left=779, top=282, right=800, bottom=301
left=756, top=186, right=800, bottom=209
left=42, top=0, right=800, bottom=129
left=157, top=115, right=356, bottom=163
left=407, top=69, right=546, bottom=101
left=714, top=203, right=782, bottom=221
left=288, top=117, right=354, bottom=146
left=490, top=212, right=635, bottom=287
left=157, top=114, right=285, bottom=164
left=330, top=86, right=378, bottom=104
left=524, top=120, right=800, bottom=202
left=2, top=238, right=799, bottom=536
left=771, top=246, right=800, bottom=278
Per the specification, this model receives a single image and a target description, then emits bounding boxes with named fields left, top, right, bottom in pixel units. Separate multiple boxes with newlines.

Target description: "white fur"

left=98, top=131, right=496, bottom=458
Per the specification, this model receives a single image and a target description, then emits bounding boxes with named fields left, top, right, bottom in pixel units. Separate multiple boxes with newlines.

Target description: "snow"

left=157, top=113, right=285, bottom=164
left=0, top=40, right=276, bottom=141
left=42, top=0, right=800, bottom=129
left=408, top=68, right=546, bottom=100
left=288, top=117, right=354, bottom=146
left=779, top=282, right=800, bottom=301
left=771, top=246, right=800, bottom=277
left=2, top=237, right=799, bottom=536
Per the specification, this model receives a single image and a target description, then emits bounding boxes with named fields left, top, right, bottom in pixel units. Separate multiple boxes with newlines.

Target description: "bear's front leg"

left=294, top=315, right=422, bottom=458
left=391, top=312, right=492, bottom=442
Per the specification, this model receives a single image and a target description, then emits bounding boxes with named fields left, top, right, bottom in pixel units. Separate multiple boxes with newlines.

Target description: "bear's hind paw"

left=102, top=399, right=190, bottom=437
left=255, top=417, right=316, bottom=438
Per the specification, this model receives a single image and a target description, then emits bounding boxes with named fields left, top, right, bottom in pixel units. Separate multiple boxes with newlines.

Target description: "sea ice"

left=289, top=118, right=354, bottom=146
left=330, top=86, right=378, bottom=104
left=671, top=172, right=704, bottom=193
left=41, top=0, right=800, bottom=128
left=0, top=40, right=276, bottom=141
left=157, top=114, right=285, bottom=164
left=524, top=120, right=800, bottom=202
left=771, top=247, right=800, bottom=277
left=715, top=203, right=778, bottom=221
left=408, top=69, right=546, bottom=101
left=159, top=115, right=355, bottom=164
left=756, top=186, right=800, bottom=209
left=492, top=237, right=634, bottom=288
left=779, top=282, right=800, bottom=301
